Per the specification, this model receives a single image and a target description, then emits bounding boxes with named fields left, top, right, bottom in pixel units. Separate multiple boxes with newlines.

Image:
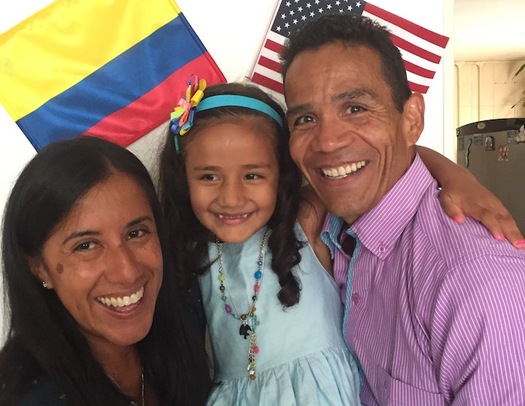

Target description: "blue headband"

left=195, top=95, right=284, bottom=128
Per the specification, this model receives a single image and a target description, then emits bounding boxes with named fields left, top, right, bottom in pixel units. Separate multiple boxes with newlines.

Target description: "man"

left=281, top=14, right=525, bottom=404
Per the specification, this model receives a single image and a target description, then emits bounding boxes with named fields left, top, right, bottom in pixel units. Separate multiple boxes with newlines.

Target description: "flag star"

left=327, top=4, right=332, bottom=9
left=339, top=9, right=344, bottom=13
left=295, top=0, right=300, bottom=2
left=293, top=18, right=298, bottom=24
left=286, top=1, right=291, bottom=6
left=289, top=10, right=295, bottom=15
left=310, top=11, right=315, bottom=17
left=298, top=6, right=303, bottom=12
left=281, top=13, right=286, bottom=19
left=306, top=3, right=311, bottom=8
left=301, top=15, right=307, bottom=20
left=356, top=1, right=362, bottom=7
left=319, top=7, right=323, bottom=13
left=336, top=0, right=341, bottom=5
left=276, top=26, right=282, bottom=31
left=315, top=0, right=320, bottom=4
left=285, top=22, right=290, bottom=28
left=348, top=6, right=353, bottom=11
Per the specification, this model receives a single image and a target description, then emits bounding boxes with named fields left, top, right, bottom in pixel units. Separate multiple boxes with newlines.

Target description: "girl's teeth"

left=218, top=214, right=248, bottom=219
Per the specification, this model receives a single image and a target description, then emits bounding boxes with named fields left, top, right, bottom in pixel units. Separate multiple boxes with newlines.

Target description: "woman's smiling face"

left=30, top=171, right=163, bottom=354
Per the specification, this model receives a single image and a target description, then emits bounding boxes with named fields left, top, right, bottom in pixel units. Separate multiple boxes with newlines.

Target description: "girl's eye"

left=245, top=173, right=261, bottom=180
left=201, top=174, right=218, bottom=181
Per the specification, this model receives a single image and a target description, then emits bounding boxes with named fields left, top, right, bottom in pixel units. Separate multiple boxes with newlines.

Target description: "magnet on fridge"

left=473, top=134, right=483, bottom=146
left=507, top=129, right=518, bottom=144
left=484, top=136, right=495, bottom=151
left=497, top=145, right=509, bottom=162
left=515, top=125, right=525, bottom=144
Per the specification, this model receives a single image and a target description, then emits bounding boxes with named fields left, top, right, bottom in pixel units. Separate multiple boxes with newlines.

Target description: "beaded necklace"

left=215, top=228, right=270, bottom=380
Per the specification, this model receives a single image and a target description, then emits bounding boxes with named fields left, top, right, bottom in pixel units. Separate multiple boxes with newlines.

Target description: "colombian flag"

left=0, top=0, right=226, bottom=150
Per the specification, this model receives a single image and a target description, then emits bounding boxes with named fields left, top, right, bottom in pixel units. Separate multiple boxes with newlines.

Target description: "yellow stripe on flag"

left=0, top=0, right=181, bottom=121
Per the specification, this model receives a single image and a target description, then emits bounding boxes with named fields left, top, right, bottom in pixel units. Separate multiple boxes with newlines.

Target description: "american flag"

left=249, top=0, right=449, bottom=94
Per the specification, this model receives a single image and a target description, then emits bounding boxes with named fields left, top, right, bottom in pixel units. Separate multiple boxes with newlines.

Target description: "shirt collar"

left=321, top=154, right=436, bottom=259
left=321, top=214, right=345, bottom=259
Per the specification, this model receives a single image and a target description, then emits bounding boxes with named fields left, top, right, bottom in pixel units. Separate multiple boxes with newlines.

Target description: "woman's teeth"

left=97, top=287, right=144, bottom=308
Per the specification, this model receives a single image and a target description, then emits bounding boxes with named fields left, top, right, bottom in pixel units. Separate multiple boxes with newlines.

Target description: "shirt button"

left=378, top=244, right=386, bottom=253
left=351, top=292, right=360, bottom=305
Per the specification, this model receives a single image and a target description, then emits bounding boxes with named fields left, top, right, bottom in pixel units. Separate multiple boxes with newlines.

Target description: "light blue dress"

left=199, top=225, right=361, bottom=405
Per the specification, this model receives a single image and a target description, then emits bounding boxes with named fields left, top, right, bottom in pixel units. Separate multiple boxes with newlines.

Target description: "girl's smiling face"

left=185, top=117, right=279, bottom=243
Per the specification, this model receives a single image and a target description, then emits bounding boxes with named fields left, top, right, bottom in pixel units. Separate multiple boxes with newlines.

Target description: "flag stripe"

left=404, top=60, right=435, bottom=80
left=0, top=0, right=180, bottom=120
left=390, top=33, right=441, bottom=65
left=268, top=30, right=286, bottom=48
left=265, top=38, right=284, bottom=54
left=257, top=55, right=282, bottom=73
left=86, top=52, right=225, bottom=147
left=371, top=15, right=446, bottom=58
left=253, top=60, right=285, bottom=83
left=16, top=15, right=226, bottom=150
left=363, top=2, right=449, bottom=48
left=252, top=72, right=284, bottom=94
left=407, top=81, right=428, bottom=94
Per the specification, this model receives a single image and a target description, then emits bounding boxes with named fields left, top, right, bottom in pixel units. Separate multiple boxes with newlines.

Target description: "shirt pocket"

left=376, top=365, right=446, bottom=406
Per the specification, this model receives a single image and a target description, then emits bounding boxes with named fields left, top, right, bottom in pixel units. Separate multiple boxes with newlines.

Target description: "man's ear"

left=27, top=256, right=52, bottom=289
left=402, top=92, right=425, bottom=147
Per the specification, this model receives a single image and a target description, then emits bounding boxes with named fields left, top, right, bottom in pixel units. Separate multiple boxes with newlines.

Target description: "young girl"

left=158, top=79, right=523, bottom=405
left=159, top=80, right=361, bottom=404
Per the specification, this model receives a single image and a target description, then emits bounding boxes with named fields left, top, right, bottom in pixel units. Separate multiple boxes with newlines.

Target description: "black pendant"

left=239, top=324, right=252, bottom=339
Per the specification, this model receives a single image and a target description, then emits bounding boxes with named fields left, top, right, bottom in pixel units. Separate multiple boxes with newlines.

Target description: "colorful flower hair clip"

left=170, top=75, right=206, bottom=153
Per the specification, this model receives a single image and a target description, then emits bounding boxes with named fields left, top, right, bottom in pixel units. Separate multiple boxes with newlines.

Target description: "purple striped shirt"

left=322, top=154, right=525, bottom=405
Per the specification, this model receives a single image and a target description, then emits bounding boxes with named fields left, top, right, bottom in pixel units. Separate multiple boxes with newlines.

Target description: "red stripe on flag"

left=404, top=60, right=435, bottom=79
left=407, top=81, right=429, bottom=94
left=86, top=53, right=226, bottom=147
left=265, top=38, right=285, bottom=54
left=258, top=55, right=282, bottom=74
left=251, top=72, right=284, bottom=94
left=390, top=33, right=441, bottom=64
left=364, top=2, right=449, bottom=48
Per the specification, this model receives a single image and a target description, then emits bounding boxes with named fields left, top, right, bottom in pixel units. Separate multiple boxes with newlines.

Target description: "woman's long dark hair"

left=0, top=136, right=210, bottom=405
left=158, top=82, right=303, bottom=307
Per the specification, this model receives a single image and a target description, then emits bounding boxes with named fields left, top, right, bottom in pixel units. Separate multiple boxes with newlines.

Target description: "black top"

left=17, top=378, right=66, bottom=406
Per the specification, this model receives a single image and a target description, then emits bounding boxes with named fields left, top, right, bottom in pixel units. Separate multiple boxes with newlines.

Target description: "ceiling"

left=454, top=0, right=525, bottom=61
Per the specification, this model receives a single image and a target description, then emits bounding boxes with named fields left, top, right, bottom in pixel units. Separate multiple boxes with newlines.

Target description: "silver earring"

left=42, top=281, right=48, bottom=288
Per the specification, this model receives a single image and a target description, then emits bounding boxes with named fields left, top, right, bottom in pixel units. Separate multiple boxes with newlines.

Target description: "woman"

left=0, top=136, right=211, bottom=405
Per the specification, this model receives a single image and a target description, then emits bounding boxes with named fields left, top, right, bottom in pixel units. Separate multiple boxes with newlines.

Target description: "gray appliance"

left=457, top=118, right=525, bottom=234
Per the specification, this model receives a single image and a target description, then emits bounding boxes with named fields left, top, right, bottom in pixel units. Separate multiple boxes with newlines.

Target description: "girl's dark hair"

left=280, top=14, right=412, bottom=112
left=0, top=136, right=210, bottom=405
left=158, top=82, right=303, bottom=307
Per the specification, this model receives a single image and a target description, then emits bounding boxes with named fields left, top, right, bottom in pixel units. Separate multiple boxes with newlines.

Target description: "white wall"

left=0, top=0, right=452, bottom=337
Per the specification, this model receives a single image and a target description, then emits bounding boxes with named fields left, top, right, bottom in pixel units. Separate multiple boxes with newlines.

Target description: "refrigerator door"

left=457, top=119, right=525, bottom=235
